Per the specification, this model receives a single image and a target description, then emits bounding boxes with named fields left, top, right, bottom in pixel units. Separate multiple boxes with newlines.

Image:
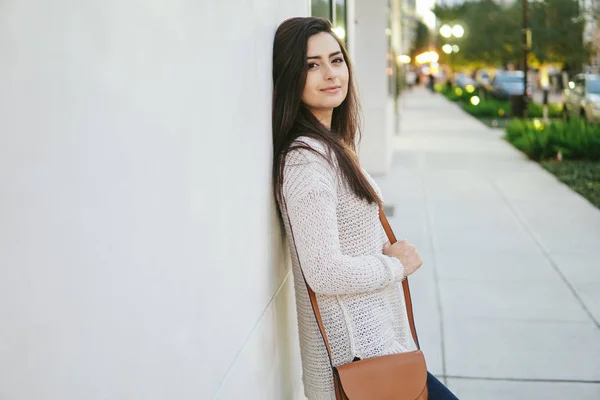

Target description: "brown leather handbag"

left=294, top=206, right=428, bottom=400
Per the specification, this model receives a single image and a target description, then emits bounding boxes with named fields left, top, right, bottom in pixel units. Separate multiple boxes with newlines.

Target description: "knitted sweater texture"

left=278, top=137, right=411, bottom=400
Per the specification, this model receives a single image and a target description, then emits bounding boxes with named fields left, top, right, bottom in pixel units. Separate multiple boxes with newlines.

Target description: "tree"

left=432, top=2, right=469, bottom=23
left=530, top=0, right=587, bottom=67
left=463, top=0, right=520, bottom=66
left=432, top=0, right=589, bottom=69
left=433, top=0, right=520, bottom=67
left=410, top=19, right=432, bottom=59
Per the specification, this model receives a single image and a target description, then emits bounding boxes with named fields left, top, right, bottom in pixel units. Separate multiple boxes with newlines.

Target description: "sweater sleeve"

left=281, top=142, right=405, bottom=296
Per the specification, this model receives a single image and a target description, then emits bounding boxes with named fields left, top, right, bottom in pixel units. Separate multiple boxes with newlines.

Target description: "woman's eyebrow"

left=307, top=51, right=342, bottom=60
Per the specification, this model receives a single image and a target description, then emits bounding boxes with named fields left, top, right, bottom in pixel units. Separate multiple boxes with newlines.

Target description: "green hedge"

left=528, top=102, right=563, bottom=118
left=462, top=99, right=510, bottom=118
left=505, top=119, right=600, bottom=161
left=462, top=99, right=562, bottom=119
left=436, top=83, right=562, bottom=119
left=436, top=84, right=477, bottom=103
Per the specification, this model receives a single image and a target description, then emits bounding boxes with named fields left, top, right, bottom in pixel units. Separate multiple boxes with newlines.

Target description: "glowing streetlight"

left=333, top=27, right=346, bottom=40
left=440, top=24, right=452, bottom=38
left=415, top=51, right=439, bottom=65
left=396, top=55, right=412, bottom=64
left=442, top=44, right=453, bottom=54
left=452, top=25, right=465, bottom=38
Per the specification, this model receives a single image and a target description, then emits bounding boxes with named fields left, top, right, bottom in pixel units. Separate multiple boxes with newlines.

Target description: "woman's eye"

left=333, top=58, right=344, bottom=63
left=307, top=63, right=318, bottom=69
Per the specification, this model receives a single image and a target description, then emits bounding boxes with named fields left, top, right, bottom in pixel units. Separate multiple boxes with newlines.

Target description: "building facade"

left=0, top=0, right=410, bottom=399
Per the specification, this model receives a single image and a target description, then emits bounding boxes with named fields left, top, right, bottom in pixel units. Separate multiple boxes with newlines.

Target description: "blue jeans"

left=427, top=372, right=459, bottom=399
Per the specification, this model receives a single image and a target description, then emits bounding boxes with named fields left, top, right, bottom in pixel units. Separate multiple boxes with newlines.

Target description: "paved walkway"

left=374, top=87, right=600, bottom=399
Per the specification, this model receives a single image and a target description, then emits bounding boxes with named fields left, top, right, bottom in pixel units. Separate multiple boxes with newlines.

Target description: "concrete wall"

left=0, top=1, right=304, bottom=399
left=353, top=0, right=395, bottom=174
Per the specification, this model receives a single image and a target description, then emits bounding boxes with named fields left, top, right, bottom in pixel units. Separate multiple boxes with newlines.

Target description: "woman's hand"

left=383, top=240, right=423, bottom=278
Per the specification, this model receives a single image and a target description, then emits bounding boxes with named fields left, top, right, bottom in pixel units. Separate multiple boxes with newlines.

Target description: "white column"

left=351, top=0, right=394, bottom=175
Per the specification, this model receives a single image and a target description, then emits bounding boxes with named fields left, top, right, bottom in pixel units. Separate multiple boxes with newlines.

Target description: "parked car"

left=484, top=71, right=532, bottom=100
left=563, top=74, right=600, bottom=122
left=473, top=69, right=491, bottom=88
left=454, top=73, right=477, bottom=92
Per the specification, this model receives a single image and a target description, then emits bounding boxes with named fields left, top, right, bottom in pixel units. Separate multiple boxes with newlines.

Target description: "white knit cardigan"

left=278, top=137, right=412, bottom=400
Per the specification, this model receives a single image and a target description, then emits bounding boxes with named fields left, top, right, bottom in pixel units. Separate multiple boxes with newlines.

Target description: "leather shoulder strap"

left=282, top=197, right=421, bottom=367
left=378, top=207, right=421, bottom=349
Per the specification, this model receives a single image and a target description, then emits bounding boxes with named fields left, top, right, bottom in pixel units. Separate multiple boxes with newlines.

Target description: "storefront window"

left=333, top=0, right=347, bottom=43
left=311, top=0, right=347, bottom=44
left=311, top=0, right=331, bottom=20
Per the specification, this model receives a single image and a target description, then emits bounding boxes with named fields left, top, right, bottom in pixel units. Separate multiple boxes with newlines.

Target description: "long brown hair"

left=272, top=17, right=381, bottom=207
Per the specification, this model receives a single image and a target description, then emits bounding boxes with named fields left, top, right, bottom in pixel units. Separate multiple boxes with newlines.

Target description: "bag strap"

left=283, top=198, right=421, bottom=368
left=378, top=207, right=421, bottom=350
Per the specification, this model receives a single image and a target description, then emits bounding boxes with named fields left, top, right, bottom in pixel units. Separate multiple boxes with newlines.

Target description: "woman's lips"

left=321, top=86, right=341, bottom=94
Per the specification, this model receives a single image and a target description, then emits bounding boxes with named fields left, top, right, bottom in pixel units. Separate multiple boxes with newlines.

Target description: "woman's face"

left=301, top=32, right=349, bottom=116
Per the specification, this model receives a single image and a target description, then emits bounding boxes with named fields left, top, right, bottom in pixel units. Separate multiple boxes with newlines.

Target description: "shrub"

left=437, top=84, right=477, bottom=103
left=463, top=99, right=510, bottom=118
left=462, top=99, right=563, bottom=119
left=528, top=102, right=563, bottom=118
left=505, top=119, right=600, bottom=161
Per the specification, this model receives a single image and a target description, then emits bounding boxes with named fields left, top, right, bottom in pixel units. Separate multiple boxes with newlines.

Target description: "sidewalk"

left=374, top=87, right=600, bottom=399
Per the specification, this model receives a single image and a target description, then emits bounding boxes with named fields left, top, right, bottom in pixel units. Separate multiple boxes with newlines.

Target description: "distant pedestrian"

left=407, top=69, right=417, bottom=90
left=446, top=73, right=453, bottom=91
left=428, top=72, right=436, bottom=93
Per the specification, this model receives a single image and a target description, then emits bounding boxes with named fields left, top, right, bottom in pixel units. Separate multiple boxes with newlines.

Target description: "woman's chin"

left=321, top=98, right=346, bottom=109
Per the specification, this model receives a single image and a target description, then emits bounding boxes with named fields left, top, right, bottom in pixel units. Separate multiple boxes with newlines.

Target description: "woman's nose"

left=322, top=62, right=337, bottom=79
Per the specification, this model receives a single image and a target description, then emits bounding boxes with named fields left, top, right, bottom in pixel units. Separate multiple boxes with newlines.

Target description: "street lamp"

left=440, top=24, right=452, bottom=38
left=440, top=24, right=464, bottom=39
left=452, top=25, right=464, bottom=38
left=440, top=24, right=463, bottom=70
left=442, top=45, right=460, bottom=55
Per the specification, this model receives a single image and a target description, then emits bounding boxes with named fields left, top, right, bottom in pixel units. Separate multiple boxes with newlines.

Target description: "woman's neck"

left=310, top=108, right=333, bottom=130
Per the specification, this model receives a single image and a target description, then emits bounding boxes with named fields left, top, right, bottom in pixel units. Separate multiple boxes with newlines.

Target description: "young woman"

left=272, top=17, right=459, bottom=400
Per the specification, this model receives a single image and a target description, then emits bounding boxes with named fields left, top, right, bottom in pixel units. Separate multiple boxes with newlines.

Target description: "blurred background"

left=0, top=0, right=599, bottom=399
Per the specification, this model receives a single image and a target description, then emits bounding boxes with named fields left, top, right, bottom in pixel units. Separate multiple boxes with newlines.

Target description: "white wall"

left=353, top=0, right=395, bottom=174
left=0, top=1, right=305, bottom=399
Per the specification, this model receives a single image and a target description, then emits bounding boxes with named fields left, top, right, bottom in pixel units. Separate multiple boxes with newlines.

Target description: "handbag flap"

left=335, top=350, right=427, bottom=400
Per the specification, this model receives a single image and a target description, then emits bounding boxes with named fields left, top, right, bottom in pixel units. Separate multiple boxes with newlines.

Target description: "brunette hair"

left=272, top=17, right=381, bottom=206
